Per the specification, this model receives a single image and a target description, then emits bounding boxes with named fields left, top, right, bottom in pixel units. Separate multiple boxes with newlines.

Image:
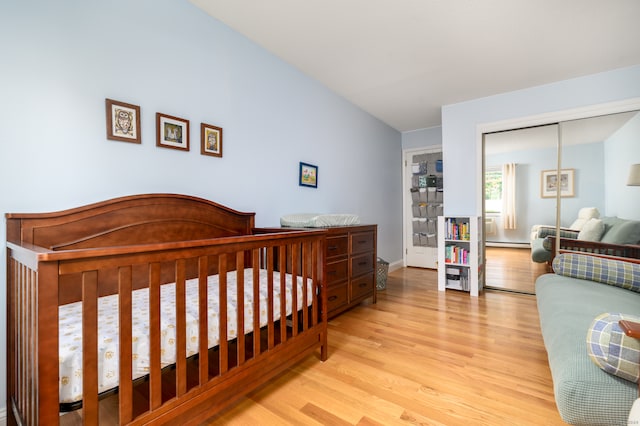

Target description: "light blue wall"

left=0, top=0, right=403, bottom=412
left=401, top=126, right=442, bottom=150
left=487, top=142, right=605, bottom=243
left=442, top=65, right=640, bottom=216
left=604, top=112, right=640, bottom=218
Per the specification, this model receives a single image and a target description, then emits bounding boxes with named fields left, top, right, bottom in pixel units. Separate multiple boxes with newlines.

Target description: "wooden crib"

left=6, top=193, right=327, bottom=425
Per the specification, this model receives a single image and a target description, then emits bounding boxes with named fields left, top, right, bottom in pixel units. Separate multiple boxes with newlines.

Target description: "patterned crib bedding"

left=58, top=268, right=313, bottom=404
left=280, top=213, right=360, bottom=228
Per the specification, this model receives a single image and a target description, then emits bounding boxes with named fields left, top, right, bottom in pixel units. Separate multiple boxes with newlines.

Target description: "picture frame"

left=105, top=99, right=141, bottom=143
left=299, top=162, right=318, bottom=188
left=541, top=168, right=575, bottom=198
left=200, top=123, right=223, bottom=157
left=156, top=113, right=189, bottom=151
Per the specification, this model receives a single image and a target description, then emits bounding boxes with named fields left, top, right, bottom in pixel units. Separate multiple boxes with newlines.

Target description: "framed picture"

left=156, top=113, right=189, bottom=151
left=200, top=123, right=223, bottom=157
left=541, top=168, right=575, bottom=198
left=299, top=162, right=318, bottom=188
left=105, top=99, right=141, bottom=143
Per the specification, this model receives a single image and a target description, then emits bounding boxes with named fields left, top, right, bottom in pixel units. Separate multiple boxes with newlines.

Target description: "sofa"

left=530, top=207, right=601, bottom=263
left=536, top=253, right=640, bottom=425
left=531, top=214, right=640, bottom=264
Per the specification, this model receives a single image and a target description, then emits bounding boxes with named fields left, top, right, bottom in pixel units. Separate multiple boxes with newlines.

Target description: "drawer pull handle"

left=328, top=295, right=338, bottom=302
left=328, top=246, right=338, bottom=250
left=359, top=282, right=368, bottom=288
left=358, top=240, right=367, bottom=244
left=358, top=261, right=367, bottom=266
left=328, top=271, right=337, bottom=275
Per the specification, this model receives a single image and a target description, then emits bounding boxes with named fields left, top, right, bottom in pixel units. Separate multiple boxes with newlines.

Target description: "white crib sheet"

left=58, top=268, right=313, bottom=404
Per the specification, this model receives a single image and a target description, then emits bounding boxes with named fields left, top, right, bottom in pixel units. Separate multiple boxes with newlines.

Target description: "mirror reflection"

left=483, top=110, right=640, bottom=294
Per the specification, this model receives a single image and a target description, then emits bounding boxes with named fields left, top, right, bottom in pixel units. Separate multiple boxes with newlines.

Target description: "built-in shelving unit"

left=437, top=216, right=484, bottom=297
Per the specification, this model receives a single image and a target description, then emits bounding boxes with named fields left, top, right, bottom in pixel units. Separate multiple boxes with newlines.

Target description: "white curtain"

left=502, top=163, right=517, bottom=230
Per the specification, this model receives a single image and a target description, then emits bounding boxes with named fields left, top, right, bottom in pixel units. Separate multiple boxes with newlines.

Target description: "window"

left=485, top=167, right=502, bottom=213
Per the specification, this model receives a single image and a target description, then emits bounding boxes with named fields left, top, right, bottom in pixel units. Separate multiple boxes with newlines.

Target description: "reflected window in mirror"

left=485, top=166, right=503, bottom=214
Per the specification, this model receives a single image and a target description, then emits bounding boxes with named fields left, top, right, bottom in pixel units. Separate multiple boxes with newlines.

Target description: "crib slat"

left=27, top=265, right=36, bottom=424
left=278, top=245, right=287, bottom=344
left=15, top=262, right=25, bottom=423
left=219, top=254, right=228, bottom=374
left=236, top=254, right=245, bottom=364
left=81, top=270, right=99, bottom=425
left=118, top=266, right=134, bottom=423
left=291, top=243, right=299, bottom=336
left=252, top=249, right=261, bottom=355
left=149, top=262, right=162, bottom=410
left=198, top=256, right=209, bottom=385
left=266, top=247, right=275, bottom=350
left=17, top=263, right=25, bottom=421
left=176, top=259, right=187, bottom=397
left=302, top=241, right=309, bottom=330
left=312, top=240, right=319, bottom=327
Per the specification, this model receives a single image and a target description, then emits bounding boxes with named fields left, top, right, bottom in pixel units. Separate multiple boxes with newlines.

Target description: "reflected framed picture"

left=156, top=112, right=189, bottom=151
left=299, top=162, right=318, bottom=188
left=201, top=123, right=223, bottom=157
left=541, top=168, right=575, bottom=198
left=105, top=99, right=141, bottom=143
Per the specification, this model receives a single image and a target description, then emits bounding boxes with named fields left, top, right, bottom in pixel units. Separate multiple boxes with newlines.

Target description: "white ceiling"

left=190, top=0, right=640, bottom=132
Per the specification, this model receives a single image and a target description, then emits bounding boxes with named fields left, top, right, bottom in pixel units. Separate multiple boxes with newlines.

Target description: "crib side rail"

left=7, top=244, right=60, bottom=426
left=7, top=231, right=326, bottom=425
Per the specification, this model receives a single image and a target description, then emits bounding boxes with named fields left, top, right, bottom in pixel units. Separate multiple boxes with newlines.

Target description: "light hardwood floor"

left=202, top=267, right=564, bottom=425
left=485, top=246, right=548, bottom=294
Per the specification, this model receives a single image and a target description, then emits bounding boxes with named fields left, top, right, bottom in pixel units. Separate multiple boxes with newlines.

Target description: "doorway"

left=403, top=146, right=442, bottom=269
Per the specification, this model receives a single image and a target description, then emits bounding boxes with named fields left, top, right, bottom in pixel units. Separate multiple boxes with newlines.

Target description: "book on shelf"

left=444, top=244, right=469, bottom=265
left=444, top=217, right=470, bottom=240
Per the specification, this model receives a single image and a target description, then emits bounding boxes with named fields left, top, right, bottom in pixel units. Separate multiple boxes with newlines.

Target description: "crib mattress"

left=280, top=213, right=360, bottom=228
left=58, top=268, right=312, bottom=404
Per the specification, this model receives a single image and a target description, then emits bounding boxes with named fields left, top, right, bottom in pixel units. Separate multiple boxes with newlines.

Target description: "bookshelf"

left=437, top=216, right=484, bottom=296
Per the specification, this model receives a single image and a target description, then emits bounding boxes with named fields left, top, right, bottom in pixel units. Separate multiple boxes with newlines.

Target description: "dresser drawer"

left=350, top=273, right=374, bottom=301
left=326, top=283, right=348, bottom=313
left=350, top=231, right=375, bottom=254
left=351, top=252, right=374, bottom=277
left=326, top=259, right=348, bottom=285
left=326, top=235, right=349, bottom=259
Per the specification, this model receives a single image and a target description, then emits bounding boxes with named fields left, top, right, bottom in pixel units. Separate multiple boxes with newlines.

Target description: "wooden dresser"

left=323, top=224, right=377, bottom=318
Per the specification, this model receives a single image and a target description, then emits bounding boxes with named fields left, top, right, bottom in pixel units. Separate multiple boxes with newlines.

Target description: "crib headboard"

left=6, top=193, right=256, bottom=250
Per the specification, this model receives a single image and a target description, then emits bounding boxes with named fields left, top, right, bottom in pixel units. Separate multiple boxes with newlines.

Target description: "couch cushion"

left=600, top=217, right=640, bottom=245
left=577, top=218, right=605, bottom=241
left=536, top=274, right=639, bottom=425
left=552, top=253, right=640, bottom=293
left=587, top=312, right=640, bottom=383
left=570, top=207, right=601, bottom=230
left=531, top=237, right=552, bottom=263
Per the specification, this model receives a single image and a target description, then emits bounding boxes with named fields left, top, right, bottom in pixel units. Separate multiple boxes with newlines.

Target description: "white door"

left=403, top=147, right=443, bottom=269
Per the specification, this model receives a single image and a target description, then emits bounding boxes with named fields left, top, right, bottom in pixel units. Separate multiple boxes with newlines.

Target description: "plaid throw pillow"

left=587, top=313, right=640, bottom=383
left=552, top=253, right=640, bottom=293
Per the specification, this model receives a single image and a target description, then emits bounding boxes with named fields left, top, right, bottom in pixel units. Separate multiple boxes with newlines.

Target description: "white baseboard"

left=486, top=242, right=529, bottom=248
left=388, top=259, right=404, bottom=272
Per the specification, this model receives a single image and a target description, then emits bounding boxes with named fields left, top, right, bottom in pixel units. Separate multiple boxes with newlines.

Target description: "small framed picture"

left=105, top=99, right=141, bottom=143
left=201, top=123, right=223, bottom=157
left=541, top=168, right=575, bottom=198
left=156, top=113, right=189, bottom=151
left=299, top=162, right=318, bottom=188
